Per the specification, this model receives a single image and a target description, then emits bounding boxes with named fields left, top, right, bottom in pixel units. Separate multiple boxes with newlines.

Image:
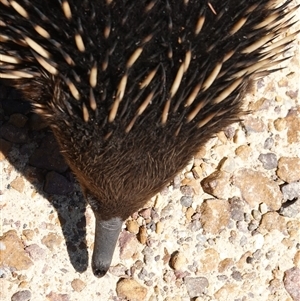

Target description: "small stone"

left=201, top=171, right=231, bottom=199
left=155, top=221, right=163, bottom=234
left=25, top=244, right=46, bottom=260
left=10, top=177, right=25, bottom=193
left=264, top=137, right=274, bottom=150
left=41, top=232, right=63, bottom=251
left=116, top=278, right=147, bottom=301
left=137, top=226, right=147, bottom=245
left=282, top=182, right=300, bottom=202
left=259, top=203, right=268, bottom=214
left=218, top=258, right=234, bottom=273
left=11, top=290, right=31, bottom=301
left=233, top=129, right=247, bottom=144
left=126, top=220, right=140, bottom=234
left=277, top=157, right=300, bottom=183
left=280, top=198, right=300, bottom=218
left=234, top=169, right=282, bottom=211
left=199, top=199, right=230, bottom=234
left=170, top=251, right=187, bottom=271
left=243, top=116, right=266, bottom=133
left=119, top=231, right=139, bottom=260
left=284, top=267, right=300, bottom=301
left=71, top=279, right=86, bottom=292
left=185, top=207, right=195, bottom=222
left=192, top=166, right=202, bottom=179
left=231, top=270, right=243, bottom=281
left=139, top=208, right=151, bottom=219
left=259, top=212, right=286, bottom=234
left=180, top=196, right=193, bottom=207
left=258, top=153, right=277, bottom=170
left=229, top=197, right=245, bottom=221
left=184, top=277, right=209, bottom=298
left=180, top=185, right=194, bottom=196
left=46, top=292, right=70, bottom=301
left=252, top=209, right=262, bottom=221
left=235, top=145, right=252, bottom=161
left=285, top=107, right=300, bottom=144
left=200, top=248, right=220, bottom=273
left=219, top=157, right=236, bottom=174
left=274, top=118, right=287, bottom=131
left=294, top=251, right=300, bottom=268
left=0, top=230, right=33, bottom=271
left=22, top=229, right=35, bottom=241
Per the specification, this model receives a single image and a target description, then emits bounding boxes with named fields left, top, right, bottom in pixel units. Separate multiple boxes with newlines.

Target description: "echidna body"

left=0, top=0, right=298, bottom=277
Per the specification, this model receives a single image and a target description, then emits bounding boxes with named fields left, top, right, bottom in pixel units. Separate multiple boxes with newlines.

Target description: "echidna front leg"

left=91, top=216, right=123, bottom=277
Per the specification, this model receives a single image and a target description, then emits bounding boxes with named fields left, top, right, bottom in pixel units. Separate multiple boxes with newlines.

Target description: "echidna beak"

left=92, top=216, right=123, bottom=278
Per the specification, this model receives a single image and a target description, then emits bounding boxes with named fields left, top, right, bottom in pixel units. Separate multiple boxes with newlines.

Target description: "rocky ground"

left=1, top=3, right=300, bottom=301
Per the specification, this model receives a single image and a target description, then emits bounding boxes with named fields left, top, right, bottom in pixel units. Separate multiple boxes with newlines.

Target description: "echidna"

left=0, top=0, right=298, bottom=277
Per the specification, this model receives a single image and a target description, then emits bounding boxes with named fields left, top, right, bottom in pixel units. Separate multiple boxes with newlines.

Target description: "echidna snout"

left=91, top=217, right=123, bottom=277
left=0, top=0, right=298, bottom=278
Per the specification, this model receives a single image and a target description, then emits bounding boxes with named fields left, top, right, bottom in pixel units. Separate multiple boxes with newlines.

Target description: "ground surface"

left=1, top=2, right=300, bottom=301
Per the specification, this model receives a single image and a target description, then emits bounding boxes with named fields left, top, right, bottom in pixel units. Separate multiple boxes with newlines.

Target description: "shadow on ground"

left=0, top=83, right=89, bottom=273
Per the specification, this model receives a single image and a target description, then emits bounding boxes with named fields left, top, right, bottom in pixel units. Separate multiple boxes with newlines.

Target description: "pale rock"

left=116, top=278, right=147, bottom=301
left=71, top=278, right=86, bottom=292
left=234, top=169, right=282, bottom=210
left=201, top=171, right=231, bottom=199
left=199, top=199, right=230, bottom=234
left=277, top=157, right=300, bottom=183
left=170, top=251, right=188, bottom=271
left=0, top=230, right=33, bottom=271
left=259, top=212, right=286, bottom=234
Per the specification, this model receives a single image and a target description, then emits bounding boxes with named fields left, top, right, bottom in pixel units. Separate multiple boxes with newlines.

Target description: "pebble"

left=259, top=212, right=286, bottom=234
left=10, top=177, right=25, bottom=193
left=11, top=290, right=31, bottom=301
left=258, top=153, right=277, bottom=169
left=184, top=277, right=209, bottom=298
left=284, top=267, right=300, bottom=301
left=116, top=278, right=147, bottom=301
left=0, top=230, right=33, bottom=271
left=201, top=171, right=231, bottom=199
left=137, top=226, right=147, bottom=245
left=71, top=279, right=86, bottom=292
left=229, top=197, right=245, bottom=221
left=119, top=231, right=139, bottom=260
left=180, top=196, right=193, bottom=207
left=263, top=137, right=274, bottom=149
left=170, top=251, right=187, bottom=271
left=234, top=169, right=282, bottom=210
left=25, top=244, right=46, bottom=261
left=280, top=198, right=300, bottom=218
left=46, top=292, right=70, bottom=301
left=126, top=220, right=140, bottom=234
left=277, top=157, right=300, bottom=183
left=200, top=248, right=220, bottom=273
left=41, top=232, right=63, bottom=251
left=155, top=221, right=163, bottom=234
left=218, top=258, right=234, bottom=273
left=281, top=182, right=300, bottom=201
left=199, top=199, right=230, bottom=234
